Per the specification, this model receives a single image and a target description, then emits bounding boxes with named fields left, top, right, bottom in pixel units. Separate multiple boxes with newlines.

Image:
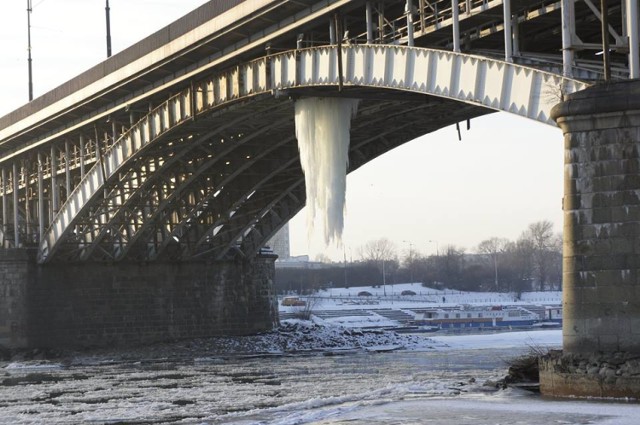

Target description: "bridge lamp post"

left=106, top=0, right=112, bottom=58
left=26, top=0, right=33, bottom=101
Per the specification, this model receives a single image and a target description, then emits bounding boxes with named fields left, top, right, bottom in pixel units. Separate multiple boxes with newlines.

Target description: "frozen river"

left=1, top=329, right=639, bottom=424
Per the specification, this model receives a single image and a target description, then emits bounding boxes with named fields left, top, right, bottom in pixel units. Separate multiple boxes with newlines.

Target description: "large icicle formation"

left=295, top=97, right=359, bottom=246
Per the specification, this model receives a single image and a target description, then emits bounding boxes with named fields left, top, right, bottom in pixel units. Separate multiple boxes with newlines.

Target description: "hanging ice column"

left=295, top=97, right=359, bottom=246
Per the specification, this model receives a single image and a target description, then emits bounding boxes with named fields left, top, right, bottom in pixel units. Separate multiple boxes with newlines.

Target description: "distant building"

left=267, top=222, right=290, bottom=260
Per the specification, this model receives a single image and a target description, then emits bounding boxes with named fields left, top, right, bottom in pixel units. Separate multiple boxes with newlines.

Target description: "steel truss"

left=0, top=44, right=589, bottom=263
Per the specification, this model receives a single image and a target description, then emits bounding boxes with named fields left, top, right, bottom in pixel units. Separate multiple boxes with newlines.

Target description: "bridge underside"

left=36, top=89, right=490, bottom=263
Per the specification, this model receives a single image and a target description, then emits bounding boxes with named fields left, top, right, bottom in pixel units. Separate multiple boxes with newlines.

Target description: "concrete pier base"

left=0, top=250, right=279, bottom=349
left=540, top=350, right=640, bottom=398
left=541, top=80, right=640, bottom=398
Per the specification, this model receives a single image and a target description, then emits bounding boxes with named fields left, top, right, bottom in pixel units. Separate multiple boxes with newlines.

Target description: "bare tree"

left=402, top=244, right=420, bottom=283
left=432, top=245, right=466, bottom=288
left=521, top=220, right=557, bottom=291
left=358, top=238, right=397, bottom=263
left=293, top=295, right=322, bottom=320
left=477, top=237, right=510, bottom=291
left=548, top=233, right=563, bottom=290
left=358, top=238, right=398, bottom=288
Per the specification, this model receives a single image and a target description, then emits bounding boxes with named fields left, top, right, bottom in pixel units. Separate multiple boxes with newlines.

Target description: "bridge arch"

left=38, top=45, right=589, bottom=263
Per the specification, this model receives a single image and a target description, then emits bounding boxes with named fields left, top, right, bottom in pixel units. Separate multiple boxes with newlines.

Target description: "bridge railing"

left=352, top=0, right=501, bottom=45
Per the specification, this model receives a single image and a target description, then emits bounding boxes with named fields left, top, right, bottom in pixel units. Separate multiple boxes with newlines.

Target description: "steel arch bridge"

left=0, top=0, right=635, bottom=263
left=38, top=44, right=587, bottom=263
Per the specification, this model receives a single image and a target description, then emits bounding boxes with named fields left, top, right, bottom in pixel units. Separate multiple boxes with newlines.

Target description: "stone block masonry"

left=0, top=250, right=279, bottom=349
left=540, top=350, right=640, bottom=399
left=541, top=80, right=640, bottom=399
left=554, top=80, right=640, bottom=355
left=0, top=249, right=33, bottom=348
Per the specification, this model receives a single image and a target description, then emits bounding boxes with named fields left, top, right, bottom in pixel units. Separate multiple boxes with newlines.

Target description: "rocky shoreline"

left=539, top=350, right=640, bottom=399
left=1, top=321, right=438, bottom=367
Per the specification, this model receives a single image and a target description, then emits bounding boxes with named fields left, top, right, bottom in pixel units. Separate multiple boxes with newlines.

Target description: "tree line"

left=275, top=220, right=562, bottom=295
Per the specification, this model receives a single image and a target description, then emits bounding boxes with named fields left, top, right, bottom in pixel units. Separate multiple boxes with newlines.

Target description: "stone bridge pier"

left=541, top=80, right=640, bottom=398
left=0, top=251, right=279, bottom=349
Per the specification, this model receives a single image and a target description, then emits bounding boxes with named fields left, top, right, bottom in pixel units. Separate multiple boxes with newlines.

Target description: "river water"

left=1, top=331, right=639, bottom=424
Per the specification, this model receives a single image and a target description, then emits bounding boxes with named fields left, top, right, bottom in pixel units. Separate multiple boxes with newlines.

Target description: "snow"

left=322, top=396, right=640, bottom=425
left=289, top=283, right=562, bottom=309
left=280, top=284, right=562, bottom=334
left=4, top=362, right=63, bottom=371
left=430, top=329, right=562, bottom=350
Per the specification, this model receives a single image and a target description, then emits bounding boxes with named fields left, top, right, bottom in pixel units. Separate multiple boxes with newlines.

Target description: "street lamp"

left=492, top=252, right=499, bottom=291
left=402, top=240, right=414, bottom=283
left=343, top=247, right=348, bottom=287
left=428, top=240, right=439, bottom=256
left=382, top=258, right=386, bottom=296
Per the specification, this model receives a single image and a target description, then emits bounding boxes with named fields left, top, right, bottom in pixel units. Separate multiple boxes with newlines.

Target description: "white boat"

left=532, top=306, right=563, bottom=328
left=411, top=305, right=540, bottom=329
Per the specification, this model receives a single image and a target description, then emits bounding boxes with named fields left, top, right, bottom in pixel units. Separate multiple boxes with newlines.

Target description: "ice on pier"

left=295, top=97, right=359, bottom=246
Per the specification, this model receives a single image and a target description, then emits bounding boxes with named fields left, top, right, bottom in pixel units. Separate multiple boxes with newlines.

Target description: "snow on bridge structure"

left=0, top=0, right=639, bottom=398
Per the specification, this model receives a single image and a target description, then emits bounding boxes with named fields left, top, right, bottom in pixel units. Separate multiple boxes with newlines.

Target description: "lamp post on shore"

left=382, top=258, right=386, bottom=296
left=428, top=239, right=439, bottom=256
left=403, top=240, right=415, bottom=283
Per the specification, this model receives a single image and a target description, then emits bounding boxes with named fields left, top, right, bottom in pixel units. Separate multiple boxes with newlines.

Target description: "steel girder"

left=195, top=99, right=492, bottom=261
left=74, top=102, right=295, bottom=262
left=38, top=45, right=589, bottom=263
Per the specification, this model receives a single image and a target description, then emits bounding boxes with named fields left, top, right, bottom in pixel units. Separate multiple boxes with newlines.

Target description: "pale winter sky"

left=0, top=1, right=564, bottom=261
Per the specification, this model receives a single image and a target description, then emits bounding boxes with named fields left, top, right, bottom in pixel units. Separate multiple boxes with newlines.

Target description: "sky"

left=0, top=0, right=565, bottom=262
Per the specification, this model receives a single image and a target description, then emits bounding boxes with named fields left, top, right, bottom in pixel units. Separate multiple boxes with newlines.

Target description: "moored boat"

left=410, top=305, right=540, bottom=329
